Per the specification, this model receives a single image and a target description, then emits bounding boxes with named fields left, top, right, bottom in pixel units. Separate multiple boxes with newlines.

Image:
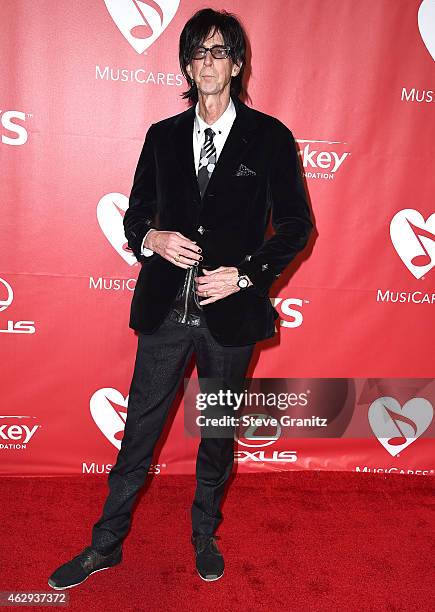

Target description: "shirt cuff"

left=141, top=229, right=156, bottom=257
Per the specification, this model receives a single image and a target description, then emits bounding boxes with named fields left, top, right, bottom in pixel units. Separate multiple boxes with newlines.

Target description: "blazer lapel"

left=202, top=97, right=258, bottom=204
left=171, top=97, right=258, bottom=207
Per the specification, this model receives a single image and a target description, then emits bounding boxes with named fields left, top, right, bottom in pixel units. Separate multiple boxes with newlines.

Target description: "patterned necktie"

left=197, top=127, right=216, bottom=198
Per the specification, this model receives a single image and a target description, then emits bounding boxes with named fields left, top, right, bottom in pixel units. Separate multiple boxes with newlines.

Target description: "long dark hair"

left=179, top=8, right=247, bottom=104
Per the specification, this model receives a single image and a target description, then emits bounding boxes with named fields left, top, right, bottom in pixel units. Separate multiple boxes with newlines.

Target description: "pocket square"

left=235, top=163, right=257, bottom=176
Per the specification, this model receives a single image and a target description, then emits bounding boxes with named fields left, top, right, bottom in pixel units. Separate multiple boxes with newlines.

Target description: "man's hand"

left=195, top=266, right=253, bottom=305
left=145, top=229, right=202, bottom=268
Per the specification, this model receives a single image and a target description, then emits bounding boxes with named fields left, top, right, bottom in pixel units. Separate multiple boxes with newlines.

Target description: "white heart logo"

left=418, top=0, right=435, bottom=61
left=368, top=396, right=433, bottom=457
left=90, top=388, right=128, bottom=449
left=97, top=192, right=137, bottom=265
left=104, top=0, right=180, bottom=54
left=390, top=209, right=435, bottom=279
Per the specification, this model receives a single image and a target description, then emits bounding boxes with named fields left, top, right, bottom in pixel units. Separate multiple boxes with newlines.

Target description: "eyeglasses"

left=191, top=45, right=232, bottom=60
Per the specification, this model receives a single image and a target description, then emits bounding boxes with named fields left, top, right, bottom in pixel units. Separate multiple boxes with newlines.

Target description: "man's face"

left=186, top=29, right=241, bottom=98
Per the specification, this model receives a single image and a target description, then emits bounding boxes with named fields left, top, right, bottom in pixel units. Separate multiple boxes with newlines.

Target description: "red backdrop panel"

left=0, top=0, right=434, bottom=475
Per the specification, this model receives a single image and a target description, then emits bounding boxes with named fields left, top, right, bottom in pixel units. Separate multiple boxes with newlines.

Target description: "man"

left=48, top=8, right=313, bottom=588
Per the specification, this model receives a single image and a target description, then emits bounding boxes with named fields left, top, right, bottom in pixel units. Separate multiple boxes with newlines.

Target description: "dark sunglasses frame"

left=191, top=45, right=232, bottom=60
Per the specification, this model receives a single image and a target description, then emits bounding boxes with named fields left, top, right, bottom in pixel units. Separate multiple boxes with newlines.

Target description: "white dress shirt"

left=141, top=97, right=237, bottom=256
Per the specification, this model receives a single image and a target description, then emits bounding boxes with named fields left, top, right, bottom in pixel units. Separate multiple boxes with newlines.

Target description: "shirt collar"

left=194, top=97, right=236, bottom=139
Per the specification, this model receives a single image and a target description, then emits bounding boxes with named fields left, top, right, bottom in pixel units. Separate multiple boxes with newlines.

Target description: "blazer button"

left=197, top=226, right=205, bottom=234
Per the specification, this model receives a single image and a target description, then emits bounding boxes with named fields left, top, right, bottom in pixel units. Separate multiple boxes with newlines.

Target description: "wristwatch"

left=236, top=269, right=251, bottom=289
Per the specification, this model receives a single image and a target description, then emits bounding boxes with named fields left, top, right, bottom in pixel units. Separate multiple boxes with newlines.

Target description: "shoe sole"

left=48, top=565, right=116, bottom=590
left=197, top=568, right=224, bottom=582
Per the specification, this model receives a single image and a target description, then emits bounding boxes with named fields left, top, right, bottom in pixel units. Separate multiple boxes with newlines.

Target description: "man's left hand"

left=195, top=266, right=253, bottom=305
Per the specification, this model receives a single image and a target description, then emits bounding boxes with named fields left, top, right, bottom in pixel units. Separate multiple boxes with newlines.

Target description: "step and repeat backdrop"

left=1, top=1, right=434, bottom=476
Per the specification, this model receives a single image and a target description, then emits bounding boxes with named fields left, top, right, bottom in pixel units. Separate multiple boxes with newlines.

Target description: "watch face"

left=238, top=277, right=249, bottom=288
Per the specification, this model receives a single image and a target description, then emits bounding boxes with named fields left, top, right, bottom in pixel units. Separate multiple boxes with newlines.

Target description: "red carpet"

left=0, top=472, right=433, bottom=611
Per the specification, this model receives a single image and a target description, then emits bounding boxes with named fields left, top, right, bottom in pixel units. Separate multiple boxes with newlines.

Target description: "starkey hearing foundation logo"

left=0, top=416, right=41, bottom=450
left=296, top=138, right=350, bottom=180
left=0, top=278, right=35, bottom=334
left=104, top=0, right=180, bottom=54
left=368, top=396, right=433, bottom=457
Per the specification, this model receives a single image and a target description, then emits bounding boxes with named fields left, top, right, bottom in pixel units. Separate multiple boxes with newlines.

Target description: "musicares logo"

left=390, top=209, right=435, bottom=279
left=368, top=396, right=433, bottom=457
left=104, top=0, right=180, bottom=54
left=90, top=388, right=128, bottom=449
left=418, top=0, right=435, bottom=61
left=97, top=192, right=137, bottom=265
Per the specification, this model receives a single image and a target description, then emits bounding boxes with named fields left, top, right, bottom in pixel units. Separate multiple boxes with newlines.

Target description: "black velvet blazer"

left=123, top=95, right=313, bottom=346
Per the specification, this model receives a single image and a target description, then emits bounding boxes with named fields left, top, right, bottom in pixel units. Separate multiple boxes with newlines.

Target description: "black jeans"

left=91, top=311, right=255, bottom=554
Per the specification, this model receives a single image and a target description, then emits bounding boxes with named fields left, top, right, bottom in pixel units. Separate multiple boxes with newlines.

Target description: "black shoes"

left=48, top=545, right=122, bottom=590
left=191, top=534, right=224, bottom=581
left=48, top=537, right=223, bottom=588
